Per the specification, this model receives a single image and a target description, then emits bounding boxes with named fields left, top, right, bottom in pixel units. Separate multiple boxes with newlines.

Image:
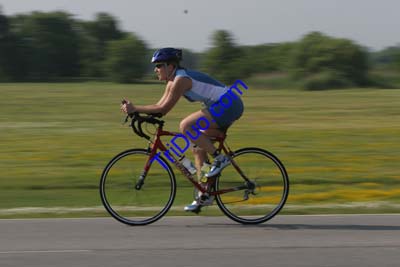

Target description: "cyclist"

left=120, top=47, right=244, bottom=211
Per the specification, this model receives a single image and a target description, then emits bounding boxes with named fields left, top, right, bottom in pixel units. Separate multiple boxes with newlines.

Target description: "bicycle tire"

left=100, top=149, right=176, bottom=225
left=215, top=147, right=289, bottom=224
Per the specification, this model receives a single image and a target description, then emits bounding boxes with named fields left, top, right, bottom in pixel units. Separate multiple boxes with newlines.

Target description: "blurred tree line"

left=0, top=10, right=399, bottom=89
left=0, top=10, right=148, bottom=82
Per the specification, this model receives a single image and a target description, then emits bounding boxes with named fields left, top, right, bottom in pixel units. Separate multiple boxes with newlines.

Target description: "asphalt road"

left=1, top=215, right=400, bottom=267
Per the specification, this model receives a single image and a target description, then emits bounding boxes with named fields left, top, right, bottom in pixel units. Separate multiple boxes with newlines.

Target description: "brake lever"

left=122, top=115, right=129, bottom=125
left=123, top=112, right=138, bottom=125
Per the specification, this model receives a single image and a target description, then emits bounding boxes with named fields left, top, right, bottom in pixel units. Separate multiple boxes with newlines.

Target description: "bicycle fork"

left=135, top=170, right=147, bottom=190
left=134, top=147, right=162, bottom=190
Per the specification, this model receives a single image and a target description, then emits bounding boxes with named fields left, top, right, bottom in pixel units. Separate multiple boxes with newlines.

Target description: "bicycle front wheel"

left=100, top=149, right=176, bottom=225
left=215, top=147, right=289, bottom=224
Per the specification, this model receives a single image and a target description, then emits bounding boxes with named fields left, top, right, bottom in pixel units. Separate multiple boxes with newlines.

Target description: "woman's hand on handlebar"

left=120, top=98, right=136, bottom=114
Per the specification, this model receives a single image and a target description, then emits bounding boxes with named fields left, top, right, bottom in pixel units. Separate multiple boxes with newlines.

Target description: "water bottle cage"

left=175, top=161, right=193, bottom=177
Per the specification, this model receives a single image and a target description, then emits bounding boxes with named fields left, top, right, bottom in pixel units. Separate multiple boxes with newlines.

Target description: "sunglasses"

left=155, top=63, right=166, bottom=69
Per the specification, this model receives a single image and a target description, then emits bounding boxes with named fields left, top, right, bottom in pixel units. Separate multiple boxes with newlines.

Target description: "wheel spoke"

left=216, top=148, right=289, bottom=224
left=100, top=149, right=176, bottom=225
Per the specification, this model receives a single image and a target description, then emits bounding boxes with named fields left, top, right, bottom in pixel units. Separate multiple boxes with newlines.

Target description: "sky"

left=1, top=0, right=399, bottom=52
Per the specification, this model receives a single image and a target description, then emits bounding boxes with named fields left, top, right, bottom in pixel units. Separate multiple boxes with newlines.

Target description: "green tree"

left=202, top=30, right=247, bottom=84
left=181, top=49, right=200, bottom=70
left=9, top=11, right=81, bottom=80
left=78, top=13, right=125, bottom=78
left=371, top=45, right=400, bottom=71
left=76, top=29, right=100, bottom=77
left=395, top=51, right=400, bottom=71
left=0, top=10, right=29, bottom=81
left=241, top=42, right=296, bottom=74
left=104, top=34, right=147, bottom=83
left=291, top=32, right=369, bottom=89
left=0, top=9, right=10, bottom=80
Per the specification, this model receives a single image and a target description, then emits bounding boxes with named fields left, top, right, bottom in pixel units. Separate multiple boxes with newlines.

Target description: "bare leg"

left=179, top=109, right=224, bottom=154
left=192, top=146, right=208, bottom=179
left=180, top=109, right=225, bottom=174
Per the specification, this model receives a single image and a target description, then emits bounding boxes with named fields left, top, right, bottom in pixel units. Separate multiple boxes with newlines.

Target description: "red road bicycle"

left=100, top=113, right=289, bottom=225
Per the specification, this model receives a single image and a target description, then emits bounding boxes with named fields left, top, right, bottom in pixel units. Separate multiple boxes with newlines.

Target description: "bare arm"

left=156, top=87, right=169, bottom=106
left=122, top=77, right=192, bottom=115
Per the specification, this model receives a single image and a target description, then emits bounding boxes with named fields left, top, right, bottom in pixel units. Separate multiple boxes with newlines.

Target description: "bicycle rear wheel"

left=215, top=147, right=289, bottom=224
left=100, top=149, right=176, bottom=225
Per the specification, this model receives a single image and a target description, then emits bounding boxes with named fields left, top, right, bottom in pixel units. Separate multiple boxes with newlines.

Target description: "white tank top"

left=175, top=69, right=229, bottom=106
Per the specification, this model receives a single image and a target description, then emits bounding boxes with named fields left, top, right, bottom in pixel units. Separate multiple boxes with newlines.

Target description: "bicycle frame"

left=140, top=125, right=252, bottom=196
left=101, top=113, right=289, bottom=225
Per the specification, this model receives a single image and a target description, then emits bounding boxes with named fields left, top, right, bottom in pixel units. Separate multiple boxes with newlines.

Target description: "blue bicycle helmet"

left=151, top=48, right=182, bottom=63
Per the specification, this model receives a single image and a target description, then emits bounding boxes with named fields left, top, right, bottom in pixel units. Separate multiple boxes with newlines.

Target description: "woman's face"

left=154, top=63, right=174, bottom=81
left=154, top=63, right=167, bottom=80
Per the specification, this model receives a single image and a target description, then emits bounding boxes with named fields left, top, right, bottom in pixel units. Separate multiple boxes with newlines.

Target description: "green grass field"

left=0, top=82, right=399, bottom=218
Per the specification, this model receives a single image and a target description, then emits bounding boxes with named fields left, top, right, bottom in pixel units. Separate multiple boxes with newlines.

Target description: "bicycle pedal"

left=191, top=206, right=202, bottom=214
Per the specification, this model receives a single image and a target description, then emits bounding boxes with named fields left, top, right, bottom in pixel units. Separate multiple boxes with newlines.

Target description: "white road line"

left=0, top=250, right=92, bottom=254
left=1, top=202, right=400, bottom=215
